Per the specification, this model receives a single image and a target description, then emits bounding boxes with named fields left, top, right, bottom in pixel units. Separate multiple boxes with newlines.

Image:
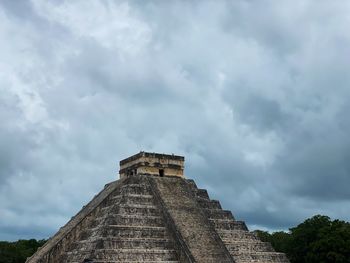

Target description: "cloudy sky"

left=1, top=0, right=350, bottom=241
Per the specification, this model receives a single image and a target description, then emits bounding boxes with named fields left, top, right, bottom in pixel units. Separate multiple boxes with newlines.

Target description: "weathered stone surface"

left=27, top=173, right=289, bottom=263
left=187, top=179, right=290, bottom=263
left=147, top=176, right=233, bottom=263
left=120, top=152, right=185, bottom=178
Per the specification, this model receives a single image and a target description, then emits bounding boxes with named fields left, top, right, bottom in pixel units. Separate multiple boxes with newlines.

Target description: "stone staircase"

left=187, top=179, right=289, bottom=263
left=60, top=177, right=180, bottom=262
left=147, top=176, right=234, bottom=263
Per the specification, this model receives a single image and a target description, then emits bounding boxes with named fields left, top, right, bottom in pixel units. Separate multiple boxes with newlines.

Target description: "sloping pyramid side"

left=181, top=178, right=290, bottom=263
left=27, top=175, right=289, bottom=263
left=27, top=176, right=185, bottom=263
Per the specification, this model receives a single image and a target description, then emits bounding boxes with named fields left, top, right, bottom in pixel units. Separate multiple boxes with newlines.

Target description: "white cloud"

left=32, top=0, right=151, bottom=53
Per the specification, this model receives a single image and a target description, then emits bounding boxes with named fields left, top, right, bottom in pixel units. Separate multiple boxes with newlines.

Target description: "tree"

left=256, top=215, right=350, bottom=263
left=289, top=216, right=350, bottom=263
left=255, top=230, right=292, bottom=254
left=0, top=239, right=46, bottom=263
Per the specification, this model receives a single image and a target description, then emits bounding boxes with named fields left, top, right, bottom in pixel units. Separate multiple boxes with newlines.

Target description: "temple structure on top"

left=119, top=151, right=185, bottom=178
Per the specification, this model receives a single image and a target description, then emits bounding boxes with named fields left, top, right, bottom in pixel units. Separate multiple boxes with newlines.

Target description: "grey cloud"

left=0, top=0, right=35, bottom=19
left=223, top=89, right=291, bottom=132
left=1, top=0, right=350, bottom=240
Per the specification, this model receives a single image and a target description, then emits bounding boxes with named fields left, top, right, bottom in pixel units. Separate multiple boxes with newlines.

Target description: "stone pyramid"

left=26, top=152, right=289, bottom=263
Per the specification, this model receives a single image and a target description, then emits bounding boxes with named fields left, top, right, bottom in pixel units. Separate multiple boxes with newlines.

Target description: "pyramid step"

left=119, top=194, right=155, bottom=206
left=102, top=195, right=122, bottom=207
left=206, top=209, right=235, bottom=220
left=210, top=219, right=248, bottom=230
left=225, top=240, right=274, bottom=254
left=89, top=215, right=111, bottom=228
left=79, top=228, right=94, bottom=241
left=194, top=189, right=210, bottom=199
left=104, top=214, right=164, bottom=227
left=72, top=237, right=175, bottom=251
left=100, top=203, right=158, bottom=215
left=100, top=193, right=155, bottom=206
left=197, top=199, right=222, bottom=209
left=185, top=179, right=197, bottom=189
left=94, top=237, right=175, bottom=250
left=119, top=203, right=158, bottom=209
left=96, top=195, right=121, bottom=209
left=232, top=251, right=289, bottom=262
left=113, top=193, right=154, bottom=199
left=63, top=250, right=91, bottom=262
left=119, top=204, right=160, bottom=216
left=101, top=225, right=169, bottom=239
left=121, top=184, right=153, bottom=195
left=218, top=230, right=260, bottom=241
left=103, top=188, right=122, bottom=200
left=100, top=204, right=119, bottom=213
left=93, top=248, right=178, bottom=261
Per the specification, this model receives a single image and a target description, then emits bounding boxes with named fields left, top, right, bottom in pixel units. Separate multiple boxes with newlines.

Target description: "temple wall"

left=119, top=153, right=185, bottom=178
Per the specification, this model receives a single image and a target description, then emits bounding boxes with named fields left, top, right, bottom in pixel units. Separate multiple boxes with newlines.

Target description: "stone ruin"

left=26, top=151, right=289, bottom=263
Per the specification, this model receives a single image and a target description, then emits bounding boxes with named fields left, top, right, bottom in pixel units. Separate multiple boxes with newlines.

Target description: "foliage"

left=255, top=229, right=292, bottom=253
left=256, top=215, right=350, bottom=263
left=0, top=239, right=46, bottom=263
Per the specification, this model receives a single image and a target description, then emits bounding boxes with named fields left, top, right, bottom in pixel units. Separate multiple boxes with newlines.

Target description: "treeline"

left=256, top=215, right=350, bottom=263
left=0, top=239, right=46, bottom=263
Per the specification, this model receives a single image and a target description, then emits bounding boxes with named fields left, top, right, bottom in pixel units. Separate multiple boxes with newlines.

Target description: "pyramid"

left=26, top=152, right=289, bottom=263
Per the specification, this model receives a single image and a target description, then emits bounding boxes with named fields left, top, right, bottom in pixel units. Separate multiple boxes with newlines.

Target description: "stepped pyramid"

left=27, top=152, right=289, bottom=263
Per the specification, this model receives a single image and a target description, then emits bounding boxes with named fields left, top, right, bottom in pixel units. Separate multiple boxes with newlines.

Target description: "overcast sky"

left=1, top=0, right=350, bottom=241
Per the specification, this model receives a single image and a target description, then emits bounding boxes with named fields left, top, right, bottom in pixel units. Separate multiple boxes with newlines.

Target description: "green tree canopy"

left=0, top=239, right=46, bottom=263
left=256, top=215, right=350, bottom=263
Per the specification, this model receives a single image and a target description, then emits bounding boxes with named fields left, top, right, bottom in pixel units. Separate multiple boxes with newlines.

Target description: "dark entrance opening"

left=159, top=169, right=164, bottom=177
